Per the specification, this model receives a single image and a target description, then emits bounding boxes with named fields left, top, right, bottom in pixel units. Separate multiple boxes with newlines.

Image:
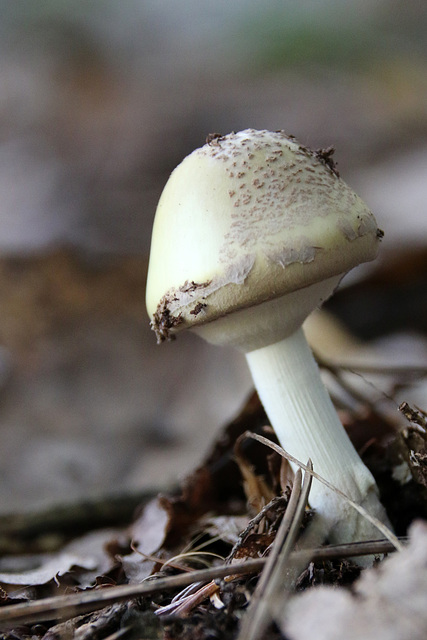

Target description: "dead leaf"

left=282, top=520, right=427, bottom=640
left=120, top=498, right=171, bottom=583
left=0, top=528, right=121, bottom=588
left=0, top=552, right=96, bottom=586
left=119, top=551, right=157, bottom=584
left=234, top=434, right=275, bottom=515
left=202, top=515, right=250, bottom=546
left=232, top=533, right=275, bottom=560
left=130, top=498, right=170, bottom=554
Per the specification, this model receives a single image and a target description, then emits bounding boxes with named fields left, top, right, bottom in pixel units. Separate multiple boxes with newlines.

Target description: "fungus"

left=146, top=129, right=390, bottom=545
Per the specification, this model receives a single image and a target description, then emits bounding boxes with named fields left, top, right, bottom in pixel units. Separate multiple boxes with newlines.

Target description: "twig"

left=317, top=355, right=381, bottom=408
left=316, top=353, right=425, bottom=416
left=0, top=538, right=404, bottom=630
left=334, top=363, right=427, bottom=378
left=315, top=354, right=427, bottom=378
left=237, top=463, right=312, bottom=640
left=240, top=469, right=302, bottom=617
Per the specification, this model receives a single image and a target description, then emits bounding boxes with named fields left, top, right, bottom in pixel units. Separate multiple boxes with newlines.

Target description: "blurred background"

left=0, top=0, right=426, bottom=513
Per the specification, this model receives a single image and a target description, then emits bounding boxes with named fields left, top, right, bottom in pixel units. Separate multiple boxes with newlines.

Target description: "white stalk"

left=246, top=327, right=389, bottom=544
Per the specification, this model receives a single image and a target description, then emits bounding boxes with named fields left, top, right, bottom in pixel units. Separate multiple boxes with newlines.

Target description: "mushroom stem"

left=246, top=327, right=389, bottom=544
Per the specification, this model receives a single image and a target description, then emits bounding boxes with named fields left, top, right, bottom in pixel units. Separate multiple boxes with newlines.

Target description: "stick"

left=0, top=538, right=403, bottom=630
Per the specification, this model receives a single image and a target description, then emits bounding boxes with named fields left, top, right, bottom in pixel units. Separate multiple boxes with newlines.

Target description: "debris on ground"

left=0, top=359, right=427, bottom=639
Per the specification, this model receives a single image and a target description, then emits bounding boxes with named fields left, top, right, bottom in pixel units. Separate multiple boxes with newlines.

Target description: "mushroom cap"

left=146, top=129, right=380, bottom=343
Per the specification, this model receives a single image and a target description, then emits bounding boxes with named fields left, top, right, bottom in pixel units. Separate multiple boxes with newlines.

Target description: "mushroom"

left=146, top=129, right=390, bottom=545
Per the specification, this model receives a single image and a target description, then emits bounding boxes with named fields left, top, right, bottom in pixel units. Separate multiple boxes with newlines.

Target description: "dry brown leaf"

left=234, top=435, right=275, bottom=514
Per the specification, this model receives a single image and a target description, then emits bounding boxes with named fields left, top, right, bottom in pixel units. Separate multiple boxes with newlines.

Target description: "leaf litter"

left=0, top=361, right=427, bottom=639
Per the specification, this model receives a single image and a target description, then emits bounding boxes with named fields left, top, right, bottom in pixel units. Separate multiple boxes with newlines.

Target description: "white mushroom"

left=146, top=129, right=390, bottom=545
